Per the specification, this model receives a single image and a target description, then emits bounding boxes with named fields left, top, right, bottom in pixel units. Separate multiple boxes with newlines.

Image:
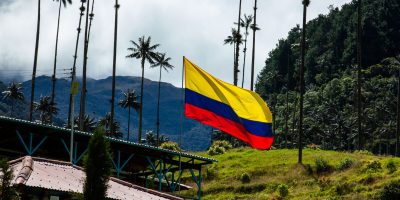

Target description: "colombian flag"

left=184, top=58, right=274, bottom=149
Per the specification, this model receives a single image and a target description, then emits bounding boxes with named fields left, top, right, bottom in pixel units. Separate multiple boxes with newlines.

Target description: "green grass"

left=182, top=148, right=400, bottom=200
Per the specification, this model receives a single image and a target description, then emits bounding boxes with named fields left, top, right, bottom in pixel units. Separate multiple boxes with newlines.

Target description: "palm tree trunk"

left=156, top=66, right=162, bottom=146
left=234, top=0, right=242, bottom=86
left=298, top=1, right=308, bottom=164
left=250, top=0, right=257, bottom=91
left=241, top=32, right=248, bottom=88
left=127, top=106, right=131, bottom=141
left=138, top=60, right=145, bottom=143
left=110, top=0, right=119, bottom=134
left=68, top=1, right=85, bottom=126
left=50, top=0, right=62, bottom=123
left=79, top=0, right=90, bottom=130
left=396, top=65, right=400, bottom=156
left=30, top=0, right=41, bottom=121
left=357, top=0, right=363, bottom=150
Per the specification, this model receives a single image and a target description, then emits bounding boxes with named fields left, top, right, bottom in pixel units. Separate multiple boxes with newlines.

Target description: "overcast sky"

left=0, top=0, right=352, bottom=88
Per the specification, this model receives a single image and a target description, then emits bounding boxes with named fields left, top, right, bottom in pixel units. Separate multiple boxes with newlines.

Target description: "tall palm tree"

left=50, top=0, right=72, bottom=123
left=238, top=14, right=257, bottom=88
left=357, top=0, right=363, bottom=150
left=2, top=82, right=24, bottom=117
left=250, top=0, right=259, bottom=91
left=110, top=0, right=120, bottom=135
left=126, top=36, right=160, bottom=143
left=234, top=0, right=242, bottom=86
left=150, top=53, right=174, bottom=146
left=64, top=115, right=97, bottom=132
left=224, top=28, right=243, bottom=74
left=67, top=0, right=86, bottom=126
left=30, top=0, right=41, bottom=121
left=34, top=96, right=58, bottom=124
left=298, top=0, right=310, bottom=164
left=118, top=89, right=140, bottom=141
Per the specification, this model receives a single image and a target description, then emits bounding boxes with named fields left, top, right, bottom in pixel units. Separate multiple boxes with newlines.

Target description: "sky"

left=0, top=0, right=352, bottom=88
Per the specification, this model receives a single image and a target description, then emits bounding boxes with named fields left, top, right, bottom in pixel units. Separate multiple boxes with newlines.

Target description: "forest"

left=255, top=0, right=400, bottom=154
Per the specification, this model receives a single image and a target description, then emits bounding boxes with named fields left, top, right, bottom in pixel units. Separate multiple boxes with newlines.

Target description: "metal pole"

left=70, top=73, right=76, bottom=164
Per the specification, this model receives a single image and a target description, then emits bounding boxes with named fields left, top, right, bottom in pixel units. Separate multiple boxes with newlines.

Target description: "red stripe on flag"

left=185, top=104, right=274, bottom=149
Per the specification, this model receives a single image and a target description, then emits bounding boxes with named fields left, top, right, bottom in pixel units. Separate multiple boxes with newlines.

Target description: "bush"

left=338, top=158, right=353, bottom=170
left=315, top=157, right=331, bottom=173
left=240, top=172, right=251, bottom=184
left=159, top=141, right=181, bottom=151
left=386, top=160, right=397, bottom=174
left=366, top=160, right=382, bottom=172
left=204, top=166, right=218, bottom=180
left=379, top=180, right=400, bottom=200
left=207, top=140, right=233, bottom=155
left=277, top=184, right=289, bottom=197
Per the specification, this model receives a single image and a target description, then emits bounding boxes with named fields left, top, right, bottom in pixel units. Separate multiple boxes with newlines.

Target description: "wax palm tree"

left=34, top=96, right=58, bottom=124
left=98, top=112, right=122, bottom=138
left=29, top=0, right=41, bottom=121
left=118, top=89, right=140, bottom=141
left=238, top=14, right=255, bottom=88
left=150, top=53, right=174, bottom=146
left=224, top=28, right=243, bottom=78
left=110, top=0, right=120, bottom=135
left=50, top=0, right=72, bottom=123
left=126, top=36, right=160, bottom=143
left=298, top=0, right=310, bottom=164
left=145, top=131, right=156, bottom=146
left=2, top=82, right=24, bottom=117
left=250, top=0, right=259, bottom=91
left=64, top=115, right=97, bottom=132
left=234, top=0, right=243, bottom=86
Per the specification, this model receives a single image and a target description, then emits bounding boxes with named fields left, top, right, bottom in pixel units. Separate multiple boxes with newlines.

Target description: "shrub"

left=379, top=180, right=400, bottom=200
left=207, top=140, right=233, bottom=155
left=366, top=160, right=382, bottom=172
left=386, top=160, right=397, bottom=174
left=204, top=166, right=218, bottom=180
left=240, top=172, right=251, bottom=184
left=159, top=141, right=181, bottom=151
left=338, top=158, right=353, bottom=170
left=315, top=157, right=331, bottom=173
left=277, top=184, right=289, bottom=197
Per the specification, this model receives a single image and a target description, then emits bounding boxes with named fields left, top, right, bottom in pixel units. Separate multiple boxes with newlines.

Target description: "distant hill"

left=0, top=76, right=211, bottom=151
left=189, top=148, right=400, bottom=199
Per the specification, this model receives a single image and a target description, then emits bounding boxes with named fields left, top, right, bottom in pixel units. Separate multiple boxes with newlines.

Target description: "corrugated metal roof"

left=10, top=156, right=182, bottom=200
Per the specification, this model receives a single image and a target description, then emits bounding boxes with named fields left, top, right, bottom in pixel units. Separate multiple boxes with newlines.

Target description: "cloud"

left=0, top=0, right=352, bottom=88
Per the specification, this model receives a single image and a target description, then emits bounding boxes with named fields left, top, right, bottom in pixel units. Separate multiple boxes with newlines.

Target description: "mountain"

left=0, top=76, right=211, bottom=151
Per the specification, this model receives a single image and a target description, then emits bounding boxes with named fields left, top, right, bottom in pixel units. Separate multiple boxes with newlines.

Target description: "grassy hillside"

left=187, top=148, right=400, bottom=200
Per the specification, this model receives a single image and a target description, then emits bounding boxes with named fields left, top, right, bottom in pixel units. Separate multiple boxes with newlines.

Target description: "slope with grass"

left=187, top=148, right=400, bottom=200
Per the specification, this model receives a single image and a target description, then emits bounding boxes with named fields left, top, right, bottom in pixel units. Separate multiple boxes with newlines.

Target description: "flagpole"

left=178, top=56, right=185, bottom=193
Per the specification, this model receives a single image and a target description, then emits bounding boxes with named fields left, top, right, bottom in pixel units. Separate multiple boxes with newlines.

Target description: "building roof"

left=10, top=156, right=182, bottom=200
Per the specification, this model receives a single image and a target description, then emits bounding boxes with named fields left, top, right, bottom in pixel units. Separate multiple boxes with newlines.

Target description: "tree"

left=0, top=158, right=19, bottom=200
left=65, top=115, right=97, bottom=132
left=126, top=36, right=160, bottom=143
left=110, top=0, right=120, bottom=135
left=238, top=14, right=256, bottom=88
left=2, top=82, right=24, bottom=116
left=234, top=0, right=243, bottom=86
left=50, top=0, right=72, bottom=123
left=298, top=0, right=310, bottom=164
left=83, top=128, right=112, bottom=200
left=357, top=0, right=363, bottom=149
left=225, top=28, right=243, bottom=85
left=29, top=0, right=42, bottom=121
left=98, top=112, right=122, bottom=138
left=250, top=0, right=259, bottom=91
left=118, top=89, right=140, bottom=141
left=34, top=96, right=58, bottom=124
left=150, top=53, right=174, bottom=146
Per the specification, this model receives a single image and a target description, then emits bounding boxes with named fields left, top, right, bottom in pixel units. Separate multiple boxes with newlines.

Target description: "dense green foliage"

left=255, top=0, right=400, bottom=153
left=190, top=148, right=400, bottom=199
left=83, top=128, right=112, bottom=200
left=0, top=158, right=19, bottom=200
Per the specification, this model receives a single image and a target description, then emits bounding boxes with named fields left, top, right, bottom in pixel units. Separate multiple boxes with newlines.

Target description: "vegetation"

left=188, top=148, right=400, bottom=200
left=118, top=89, right=140, bottom=141
left=2, top=82, right=24, bottom=116
left=126, top=36, right=160, bottom=143
left=255, top=0, right=400, bottom=154
left=83, top=128, right=112, bottom=200
left=33, top=95, right=58, bottom=124
left=159, top=141, right=181, bottom=151
left=0, top=158, right=19, bottom=200
left=207, top=140, right=233, bottom=156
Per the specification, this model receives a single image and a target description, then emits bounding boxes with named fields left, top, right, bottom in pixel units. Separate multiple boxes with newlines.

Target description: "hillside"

left=0, top=76, right=211, bottom=151
left=188, top=148, right=400, bottom=199
left=255, top=0, right=400, bottom=153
